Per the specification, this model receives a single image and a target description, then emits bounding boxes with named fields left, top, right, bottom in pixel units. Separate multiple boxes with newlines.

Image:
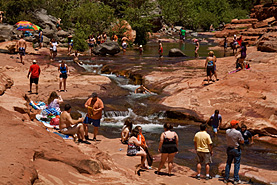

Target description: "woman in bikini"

left=58, top=60, right=68, bottom=92
left=156, top=123, right=179, bottom=176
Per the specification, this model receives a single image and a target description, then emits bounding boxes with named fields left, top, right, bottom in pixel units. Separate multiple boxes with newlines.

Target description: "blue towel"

left=53, top=132, right=72, bottom=140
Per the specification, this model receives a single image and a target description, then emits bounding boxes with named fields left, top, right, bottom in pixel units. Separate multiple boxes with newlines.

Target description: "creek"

left=63, top=41, right=277, bottom=185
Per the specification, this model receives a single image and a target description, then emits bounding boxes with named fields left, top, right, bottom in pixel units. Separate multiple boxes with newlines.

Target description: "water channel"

left=63, top=40, right=277, bottom=185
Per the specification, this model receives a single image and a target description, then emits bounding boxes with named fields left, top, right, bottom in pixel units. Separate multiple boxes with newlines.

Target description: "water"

left=63, top=41, right=276, bottom=184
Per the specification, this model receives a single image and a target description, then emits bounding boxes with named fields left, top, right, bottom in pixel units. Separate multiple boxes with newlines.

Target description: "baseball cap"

left=230, top=120, right=239, bottom=126
left=33, top=60, right=37, bottom=63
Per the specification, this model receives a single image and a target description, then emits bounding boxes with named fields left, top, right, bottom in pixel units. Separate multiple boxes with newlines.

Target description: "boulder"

left=257, top=32, right=277, bottom=52
left=251, top=4, right=277, bottom=21
left=33, top=9, right=57, bottom=30
left=0, top=73, right=13, bottom=95
left=168, top=48, right=187, bottom=57
left=42, top=28, right=55, bottom=39
left=225, top=23, right=253, bottom=30
left=0, top=24, right=14, bottom=42
left=57, top=30, right=70, bottom=38
left=92, top=42, right=121, bottom=56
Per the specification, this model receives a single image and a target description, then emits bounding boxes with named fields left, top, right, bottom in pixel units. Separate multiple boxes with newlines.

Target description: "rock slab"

left=93, top=42, right=121, bottom=56
left=168, top=48, right=187, bottom=57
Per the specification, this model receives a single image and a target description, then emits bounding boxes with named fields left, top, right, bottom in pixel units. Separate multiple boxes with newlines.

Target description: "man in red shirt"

left=27, top=60, right=40, bottom=94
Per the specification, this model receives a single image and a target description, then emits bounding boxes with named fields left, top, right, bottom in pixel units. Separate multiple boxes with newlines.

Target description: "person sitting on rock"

left=126, top=128, right=148, bottom=169
left=121, top=119, right=133, bottom=144
left=47, top=91, right=63, bottom=113
left=59, top=104, right=90, bottom=144
left=135, top=85, right=152, bottom=94
left=235, top=42, right=247, bottom=70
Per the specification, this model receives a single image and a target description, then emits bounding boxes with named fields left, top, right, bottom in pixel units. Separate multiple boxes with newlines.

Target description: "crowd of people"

left=119, top=108, right=254, bottom=184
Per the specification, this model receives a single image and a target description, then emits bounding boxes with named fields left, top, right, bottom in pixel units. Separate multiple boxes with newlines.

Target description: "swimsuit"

left=127, top=142, right=140, bottom=156
left=122, top=42, right=127, bottom=49
left=59, top=65, right=67, bottom=79
left=161, top=132, right=178, bottom=154
left=19, top=47, right=25, bottom=56
left=207, top=60, right=214, bottom=76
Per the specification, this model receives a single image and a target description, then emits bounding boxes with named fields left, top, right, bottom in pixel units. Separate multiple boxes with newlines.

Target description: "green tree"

left=73, top=22, right=88, bottom=52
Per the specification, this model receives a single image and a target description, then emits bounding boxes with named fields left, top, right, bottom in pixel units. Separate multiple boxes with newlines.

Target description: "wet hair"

left=91, top=92, right=98, bottom=98
left=124, top=119, right=133, bottom=131
left=64, top=104, right=71, bottom=111
left=21, top=35, right=24, bottom=38
left=164, top=123, right=173, bottom=130
left=135, top=125, right=142, bottom=130
left=214, top=110, right=219, bottom=114
left=48, top=91, right=59, bottom=105
left=130, top=128, right=139, bottom=137
left=241, top=124, right=247, bottom=129
left=200, top=123, right=207, bottom=131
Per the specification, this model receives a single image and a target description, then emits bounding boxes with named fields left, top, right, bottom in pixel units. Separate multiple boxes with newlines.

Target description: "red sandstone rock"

left=257, top=31, right=277, bottom=52
left=231, top=19, right=258, bottom=24
left=225, top=24, right=253, bottom=30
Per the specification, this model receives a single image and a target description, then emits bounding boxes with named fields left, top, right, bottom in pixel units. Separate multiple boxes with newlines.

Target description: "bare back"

left=18, top=39, right=26, bottom=48
left=59, top=111, right=72, bottom=129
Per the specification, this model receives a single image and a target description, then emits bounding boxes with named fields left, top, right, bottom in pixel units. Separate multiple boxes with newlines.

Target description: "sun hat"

left=230, top=120, right=239, bottom=126
left=33, top=60, right=37, bottom=63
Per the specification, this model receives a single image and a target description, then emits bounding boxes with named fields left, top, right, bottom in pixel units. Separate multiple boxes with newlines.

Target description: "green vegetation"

left=0, top=0, right=269, bottom=50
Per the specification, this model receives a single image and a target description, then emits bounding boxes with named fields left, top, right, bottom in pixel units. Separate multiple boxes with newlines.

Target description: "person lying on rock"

left=134, top=85, right=152, bottom=94
left=59, top=104, right=90, bottom=144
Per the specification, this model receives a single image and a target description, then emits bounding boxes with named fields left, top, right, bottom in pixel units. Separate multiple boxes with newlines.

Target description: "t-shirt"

left=52, top=42, right=58, bottom=51
left=226, top=128, right=244, bottom=148
left=193, top=131, right=212, bottom=153
left=48, top=99, right=60, bottom=112
left=29, top=64, right=40, bottom=78
left=210, top=114, right=222, bottom=128
left=181, top=29, right=186, bottom=36
left=240, top=130, right=252, bottom=143
left=85, top=97, right=104, bottom=120
left=137, top=133, right=146, bottom=147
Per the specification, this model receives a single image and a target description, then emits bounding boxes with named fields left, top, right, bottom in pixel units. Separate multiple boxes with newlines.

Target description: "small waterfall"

left=79, top=63, right=103, bottom=73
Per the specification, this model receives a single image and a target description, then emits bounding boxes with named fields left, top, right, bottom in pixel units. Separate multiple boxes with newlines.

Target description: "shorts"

left=60, top=123, right=82, bottom=135
left=97, top=41, right=101, bottom=45
left=207, top=66, right=214, bottom=76
left=30, top=78, right=39, bottom=84
left=196, top=151, right=212, bottom=164
left=52, top=50, right=57, bottom=54
left=19, top=47, right=25, bottom=56
left=224, top=43, right=227, bottom=48
left=84, top=116, right=100, bottom=127
left=59, top=73, right=67, bottom=79
left=88, top=43, right=94, bottom=47
left=212, top=127, right=218, bottom=133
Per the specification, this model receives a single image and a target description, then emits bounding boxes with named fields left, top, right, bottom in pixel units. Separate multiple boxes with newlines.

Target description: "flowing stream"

left=63, top=41, right=277, bottom=185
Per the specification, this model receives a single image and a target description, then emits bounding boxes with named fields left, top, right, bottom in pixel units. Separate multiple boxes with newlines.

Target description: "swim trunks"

left=19, top=47, right=25, bottom=56
left=84, top=116, right=101, bottom=127
left=30, top=78, right=39, bottom=84
left=59, top=73, right=67, bottom=79
left=207, top=66, right=214, bottom=76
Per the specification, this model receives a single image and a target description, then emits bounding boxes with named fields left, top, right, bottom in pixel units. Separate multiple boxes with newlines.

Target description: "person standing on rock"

left=204, top=51, right=216, bottom=84
left=193, top=123, right=213, bottom=180
left=194, top=39, right=200, bottom=58
left=206, top=110, right=222, bottom=137
left=56, top=18, right=62, bottom=31
left=156, top=123, right=178, bottom=176
left=58, top=60, right=69, bottom=92
left=59, top=104, right=90, bottom=144
left=27, top=60, right=40, bottom=94
left=0, top=11, right=4, bottom=23
left=224, top=120, right=244, bottom=184
left=39, top=29, right=43, bottom=49
left=239, top=124, right=254, bottom=145
left=16, top=35, right=27, bottom=65
left=83, top=93, right=104, bottom=141
left=158, top=40, right=163, bottom=58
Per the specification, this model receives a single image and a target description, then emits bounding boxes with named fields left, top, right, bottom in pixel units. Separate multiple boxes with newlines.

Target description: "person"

left=206, top=110, right=222, bottom=137
left=122, top=37, right=128, bottom=55
left=156, top=123, right=179, bottom=176
left=96, top=33, right=101, bottom=45
left=47, top=91, right=63, bottom=113
left=88, top=35, right=95, bottom=56
left=224, top=36, right=228, bottom=52
left=127, top=128, right=148, bottom=169
left=0, top=11, right=4, bottom=23
left=236, top=42, right=247, bottom=70
left=237, top=36, right=243, bottom=47
left=134, top=85, right=152, bottom=94
left=193, top=124, right=213, bottom=180
left=139, top=45, right=143, bottom=55
left=102, top=32, right=107, bottom=43
left=67, top=35, right=73, bottom=54
left=239, top=124, right=254, bottom=145
left=58, top=60, right=69, bottom=92
left=180, top=27, right=186, bottom=42
left=16, top=35, right=27, bottom=65
left=39, top=29, right=43, bottom=49
left=232, top=35, right=239, bottom=54
left=111, top=33, right=118, bottom=42
left=70, top=50, right=83, bottom=65
left=50, top=38, right=58, bottom=61
left=27, top=60, right=40, bottom=94
left=56, top=18, right=62, bottom=31
left=210, top=24, right=214, bottom=32
left=158, top=40, right=163, bottom=58
left=194, top=39, right=200, bottom=58
left=224, top=120, right=244, bottom=184
left=136, top=126, right=153, bottom=167
left=59, top=104, right=90, bottom=144
left=83, top=93, right=104, bottom=141
left=204, top=51, right=216, bottom=84
left=121, top=119, right=133, bottom=144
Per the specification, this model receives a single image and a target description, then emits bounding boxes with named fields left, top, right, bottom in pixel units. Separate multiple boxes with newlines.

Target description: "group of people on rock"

left=48, top=92, right=104, bottom=144
left=120, top=108, right=254, bottom=184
